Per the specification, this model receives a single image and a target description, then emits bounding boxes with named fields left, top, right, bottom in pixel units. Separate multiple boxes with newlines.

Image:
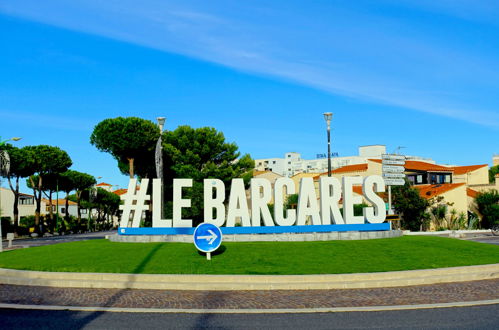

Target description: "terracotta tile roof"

left=467, top=188, right=479, bottom=198
left=113, top=189, right=128, bottom=196
left=314, top=163, right=368, bottom=179
left=352, top=185, right=387, bottom=198
left=42, top=198, right=77, bottom=206
left=415, top=183, right=465, bottom=199
left=352, top=185, right=363, bottom=195
left=369, top=159, right=453, bottom=173
left=96, top=182, right=112, bottom=187
left=449, top=164, right=488, bottom=175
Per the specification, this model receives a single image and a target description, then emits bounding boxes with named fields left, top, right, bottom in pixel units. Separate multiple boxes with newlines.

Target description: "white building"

left=0, top=187, right=37, bottom=219
left=255, top=145, right=434, bottom=177
left=44, top=199, right=89, bottom=219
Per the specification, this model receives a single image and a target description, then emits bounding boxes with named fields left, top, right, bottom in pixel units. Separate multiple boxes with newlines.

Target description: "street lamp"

left=323, top=113, right=333, bottom=177
left=0, top=136, right=22, bottom=252
left=157, top=117, right=166, bottom=133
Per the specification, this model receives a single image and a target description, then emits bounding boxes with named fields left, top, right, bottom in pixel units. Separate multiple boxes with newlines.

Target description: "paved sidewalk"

left=1, top=279, right=498, bottom=310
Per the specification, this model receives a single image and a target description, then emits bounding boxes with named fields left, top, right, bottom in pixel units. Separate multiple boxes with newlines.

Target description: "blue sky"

left=0, top=0, right=498, bottom=193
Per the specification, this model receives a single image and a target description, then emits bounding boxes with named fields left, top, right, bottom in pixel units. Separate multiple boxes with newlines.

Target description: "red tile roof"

left=352, top=185, right=363, bottom=195
left=96, top=182, right=112, bottom=187
left=415, top=183, right=465, bottom=199
left=369, top=159, right=453, bottom=173
left=467, top=188, right=479, bottom=198
left=449, top=164, right=487, bottom=175
left=113, top=189, right=128, bottom=196
left=314, top=163, right=368, bottom=179
left=42, top=198, right=77, bottom=206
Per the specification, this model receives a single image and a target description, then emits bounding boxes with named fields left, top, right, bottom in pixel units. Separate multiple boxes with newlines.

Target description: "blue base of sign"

left=118, top=223, right=390, bottom=235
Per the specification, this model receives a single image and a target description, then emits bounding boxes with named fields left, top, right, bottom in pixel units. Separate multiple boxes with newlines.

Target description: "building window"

left=19, top=197, right=34, bottom=205
left=81, top=209, right=87, bottom=214
left=417, top=175, right=423, bottom=184
left=61, top=208, right=66, bottom=214
left=272, top=161, right=276, bottom=164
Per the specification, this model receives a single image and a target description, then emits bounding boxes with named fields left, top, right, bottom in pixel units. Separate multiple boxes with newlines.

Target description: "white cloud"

left=1, top=0, right=498, bottom=128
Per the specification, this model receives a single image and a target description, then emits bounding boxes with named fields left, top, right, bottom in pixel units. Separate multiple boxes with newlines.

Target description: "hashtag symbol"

left=119, top=179, right=150, bottom=228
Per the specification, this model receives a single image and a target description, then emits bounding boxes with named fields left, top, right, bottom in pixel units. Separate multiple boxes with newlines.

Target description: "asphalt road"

left=464, top=232, right=499, bottom=245
left=3, top=230, right=498, bottom=249
left=0, top=305, right=498, bottom=329
left=1, top=230, right=116, bottom=249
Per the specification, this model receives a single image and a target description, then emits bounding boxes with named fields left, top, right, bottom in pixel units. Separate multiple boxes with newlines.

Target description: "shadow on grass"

left=72, top=243, right=164, bottom=329
left=196, top=244, right=227, bottom=257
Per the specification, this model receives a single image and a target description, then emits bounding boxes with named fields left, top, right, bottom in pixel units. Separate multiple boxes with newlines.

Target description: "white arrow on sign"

left=382, top=165, right=405, bottom=173
left=382, top=154, right=405, bottom=161
left=384, top=178, right=406, bottom=186
left=382, top=159, right=405, bottom=165
left=383, top=173, right=406, bottom=179
left=197, top=230, right=218, bottom=245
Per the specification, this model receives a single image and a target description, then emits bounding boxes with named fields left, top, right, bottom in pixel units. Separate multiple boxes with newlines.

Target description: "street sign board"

left=384, top=178, right=405, bottom=186
left=382, top=159, right=405, bottom=166
left=382, top=154, right=405, bottom=161
left=383, top=173, right=405, bottom=179
left=382, top=165, right=405, bottom=173
left=193, top=223, right=223, bottom=253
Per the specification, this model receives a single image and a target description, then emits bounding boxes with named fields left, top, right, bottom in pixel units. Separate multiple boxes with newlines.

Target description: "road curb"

left=0, top=299, right=498, bottom=314
left=0, top=263, right=498, bottom=290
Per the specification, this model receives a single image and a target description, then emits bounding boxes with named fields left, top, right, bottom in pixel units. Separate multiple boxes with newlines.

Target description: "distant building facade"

left=255, top=145, right=435, bottom=177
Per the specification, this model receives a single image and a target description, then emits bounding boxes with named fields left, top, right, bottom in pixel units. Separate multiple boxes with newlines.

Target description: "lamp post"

left=155, top=117, right=165, bottom=180
left=0, top=136, right=22, bottom=252
left=155, top=117, right=166, bottom=219
left=323, top=113, right=333, bottom=177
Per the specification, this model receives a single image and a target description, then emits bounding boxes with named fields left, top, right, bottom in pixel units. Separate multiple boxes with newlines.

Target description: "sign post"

left=382, top=154, right=406, bottom=216
left=193, top=223, right=223, bottom=260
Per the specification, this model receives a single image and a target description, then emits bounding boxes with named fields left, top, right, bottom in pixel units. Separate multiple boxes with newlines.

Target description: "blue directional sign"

left=193, top=223, right=223, bottom=253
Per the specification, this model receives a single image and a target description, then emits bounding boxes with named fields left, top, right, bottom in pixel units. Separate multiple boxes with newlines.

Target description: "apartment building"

left=255, top=145, right=435, bottom=177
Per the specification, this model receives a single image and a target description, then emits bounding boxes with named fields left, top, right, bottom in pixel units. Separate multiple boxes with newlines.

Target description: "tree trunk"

left=87, top=207, right=91, bottom=232
left=127, top=157, right=134, bottom=178
left=76, top=191, right=81, bottom=231
left=43, top=190, right=54, bottom=230
left=7, top=176, right=20, bottom=234
left=30, top=175, right=43, bottom=233
left=65, top=193, right=69, bottom=221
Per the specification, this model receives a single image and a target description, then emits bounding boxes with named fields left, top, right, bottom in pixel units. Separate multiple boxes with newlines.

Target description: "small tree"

left=475, top=190, right=499, bottom=228
left=27, top=173, right=61, bottom=231
left=90, top=117, right=159, bottom=178
left=0, top=145, right=35, bottom=233
left=489, top=165, right=499, bottom=184
left=392, top=181, right=430, bottom=231
left=58, top=171, right=78, bottom=223
left=92, top=188, right=120, bottom=230
left=25, top=145, right=72, bottom=233
left=71, top=172, right=96, bottom=228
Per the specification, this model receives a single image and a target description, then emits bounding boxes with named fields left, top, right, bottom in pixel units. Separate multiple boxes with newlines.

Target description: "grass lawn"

left=0, top=236, right=498, bottom=275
